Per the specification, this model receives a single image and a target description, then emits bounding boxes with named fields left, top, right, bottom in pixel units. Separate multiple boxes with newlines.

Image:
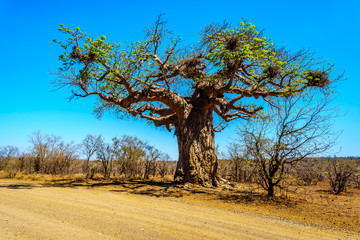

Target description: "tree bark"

left=267, top=184, right=275, bottom=197
left=83, top=158, right=90, bottom=179
left=174, top=107, right=220, bottom=186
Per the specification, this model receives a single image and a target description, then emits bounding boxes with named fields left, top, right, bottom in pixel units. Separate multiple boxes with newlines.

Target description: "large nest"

left=179, top=57, right=206, bottom=79
left=70, top=47, right=97, bottom=64
left=307, top=70, right=330, bottom=87
left=263, top=66, right=280, bottom=79
left=225, top=36, right=239, bottom=52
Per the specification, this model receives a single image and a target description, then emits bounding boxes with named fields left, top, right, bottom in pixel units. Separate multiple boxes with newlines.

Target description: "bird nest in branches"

left=225, top=36, right=239, bottom=51
left=263, top=66, right=280, bottom=79
left=180, top=57, right=206, bottom=79
left=70, top=47, right=97, bottom=64
left=307, top=70, right=330, bottom=87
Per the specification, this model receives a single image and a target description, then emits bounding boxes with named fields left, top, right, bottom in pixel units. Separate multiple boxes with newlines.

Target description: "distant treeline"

left=218, top=156, right=360, bottom=195
left=0, top=131, right=359, bottom=196
left=0, top=131, right=176, bottom=180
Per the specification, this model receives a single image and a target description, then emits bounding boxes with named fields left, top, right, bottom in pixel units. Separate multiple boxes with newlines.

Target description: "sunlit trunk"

left=174, top=108, right=220, bottom=186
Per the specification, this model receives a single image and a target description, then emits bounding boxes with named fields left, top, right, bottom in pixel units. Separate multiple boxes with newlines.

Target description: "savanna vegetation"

left=2, top=17, right=358, bottom=199
left=0, top=132, right=176, bottom=181
left=1, top=131, right=359, bottom=197
left=1, top=132, right=360, bottom=234
left=1, top=131, right=360, bottom=232
left=2, top=13, right=360, bottom=239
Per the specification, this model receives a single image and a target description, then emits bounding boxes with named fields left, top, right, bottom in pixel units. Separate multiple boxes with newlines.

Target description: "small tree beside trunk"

left=234, top=92, right=338, bottom=197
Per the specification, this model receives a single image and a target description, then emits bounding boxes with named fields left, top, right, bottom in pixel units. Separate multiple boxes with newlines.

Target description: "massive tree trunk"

left=174, top=107, right=220, bottom=186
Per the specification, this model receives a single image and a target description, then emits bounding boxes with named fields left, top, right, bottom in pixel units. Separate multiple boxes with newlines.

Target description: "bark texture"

left=174, top=107, right=220, bottom=186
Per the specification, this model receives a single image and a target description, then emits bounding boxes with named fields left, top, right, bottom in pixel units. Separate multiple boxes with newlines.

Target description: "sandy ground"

left=0, top=179, right=358, bottom=240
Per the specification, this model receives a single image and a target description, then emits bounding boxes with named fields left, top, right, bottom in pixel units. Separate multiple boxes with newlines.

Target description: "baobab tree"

left=54, top=16, right=338, bottom=186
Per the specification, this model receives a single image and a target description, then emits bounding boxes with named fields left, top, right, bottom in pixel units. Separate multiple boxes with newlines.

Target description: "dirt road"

left=0, top=179, right=357, bottom=240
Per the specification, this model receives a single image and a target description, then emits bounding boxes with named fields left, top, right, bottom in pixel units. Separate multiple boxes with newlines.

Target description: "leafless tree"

left=353, top=172, right=360, bottom=189
left=88, top=160, right=102, bottom=179
left=28, top=131, right=78, bottom=174
left=81, top=134, right=102, bottom=178
left=54, top=16, right=339, bottom=186
left=30, top=131, right=49, bottom=173
left=112, top=135, right=145, bottom=179
left=96, top=140, right=114, bottom=179
left=236, top=92, right=338, bottom=197
left=326, top=158, right=357, bottom=194
left=0, top=145, right=19, bottom=159
left=0, top=145, right=19, bottom=169
left=0, top=145, right=20, bottom=177
left=143, top=145, right=161, bottom=179
left=158, top=154, right=173, bottom=178
left=292, top=158, right=325, bottom=186
left=225, top=143, right=258, bottom=183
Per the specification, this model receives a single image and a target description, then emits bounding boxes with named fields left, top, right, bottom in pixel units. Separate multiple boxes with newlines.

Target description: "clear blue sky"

left=0, top=0, right=359, bottom=159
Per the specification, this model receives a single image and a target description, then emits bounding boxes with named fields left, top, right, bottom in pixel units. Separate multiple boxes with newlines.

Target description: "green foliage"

left=54, top=23, right=180, bottom=114
left=54, top=18, right=337, bottom=128
left=203, top=22, right=277, bottom=67
left=199, top=21, right=334, bottom=97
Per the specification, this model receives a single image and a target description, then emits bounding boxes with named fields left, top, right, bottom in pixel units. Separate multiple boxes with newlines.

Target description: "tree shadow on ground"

left=0, top=178, right=299, bottom=206
left=0, top=183, right=34, bottom=189
left=40, top=178, right=221, bottom=198
left=107, top=180, right=186, bottom=198
left=217, top=191, right=300, bottom=207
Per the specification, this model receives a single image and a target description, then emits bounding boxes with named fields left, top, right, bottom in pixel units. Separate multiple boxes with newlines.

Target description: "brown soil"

left=0, top=177, right=359, bottom=239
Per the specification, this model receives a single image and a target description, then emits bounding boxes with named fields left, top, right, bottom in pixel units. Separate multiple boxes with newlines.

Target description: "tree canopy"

left=54, top=17, right=336, bottom=131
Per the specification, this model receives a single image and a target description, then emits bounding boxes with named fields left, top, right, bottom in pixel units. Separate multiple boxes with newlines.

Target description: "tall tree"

left=54, top=16, right=338, bottom=186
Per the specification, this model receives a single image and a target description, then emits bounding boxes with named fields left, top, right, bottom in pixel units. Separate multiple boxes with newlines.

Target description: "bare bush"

left=96, top=141, right=114, bottom=179
left=225, top=144, right=257, bottom=183
left=0, top=132, right=173, bottom=181
left=157, top=154, right=174, bottom=178
left=144, top=146, right=161, bottom=179
left=158, top=161, right=168, bottom=178
left=4, top=159, right=21, bottom=178
left=353, top=172, right=360, bottom=188
left=17, top=153, right=36, bottom=174
left=48, top=141, right=78, bottom=175
left=326, top=159, right=357, bottom=194
left=88, top=160, right=102, bottom=179
left=113, top=136, right=145, bottom=179
left=0, top=145, right=19, bottom=170
left=0, top=146, right=21, bottom=177
left=235, top=92, right=338, bottom=197
left=30, top=131, right=49, bottom=173
left=81, top=134, right=102, bottom=178
left=29, top=132, right=78, bottom=175
left=218, top=159, right=231, bottom=181
left=292, top=158, right=325, bottom=186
